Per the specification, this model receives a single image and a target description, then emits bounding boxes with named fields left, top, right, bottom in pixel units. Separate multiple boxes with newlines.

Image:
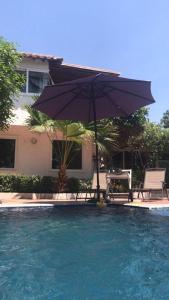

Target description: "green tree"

left=86, top=119, right=118, bottom=169
left=26, top=105, right=93, bottom=191
left=130, top=121, right=169, bottom=167
left=0, top=37, right=24, bottom=130
left=113, top=107, right=149, bottom=149
left=26, top=103, right=119, bottom=190
left=160, top=110, right=169, bottom=128
left=137, top=122, right=163, bottom=165
left=107, top=108, right=152, bottom=181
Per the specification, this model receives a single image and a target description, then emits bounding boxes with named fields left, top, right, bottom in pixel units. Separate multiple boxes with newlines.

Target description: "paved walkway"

left=0, top=195, right=169, bottom=209
left=124, top=199, right=169, bottom=209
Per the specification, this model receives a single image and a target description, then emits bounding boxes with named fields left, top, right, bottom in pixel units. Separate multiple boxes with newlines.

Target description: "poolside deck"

left=0, top=193, right=169, bottom=209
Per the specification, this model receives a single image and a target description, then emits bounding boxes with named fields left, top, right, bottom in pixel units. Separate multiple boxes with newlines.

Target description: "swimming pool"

left=0, top=206, right=169, bottom=300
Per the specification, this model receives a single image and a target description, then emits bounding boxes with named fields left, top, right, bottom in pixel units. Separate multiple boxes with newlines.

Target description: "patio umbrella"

left=32, top=73, right=155, bottom=201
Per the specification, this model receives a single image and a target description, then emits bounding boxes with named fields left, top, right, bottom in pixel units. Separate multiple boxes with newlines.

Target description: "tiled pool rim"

left=0, top=192, right=169, bottom=210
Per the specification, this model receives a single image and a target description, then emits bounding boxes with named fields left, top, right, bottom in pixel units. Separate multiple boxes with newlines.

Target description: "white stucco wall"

left=0, top=57, right=94, bottom=179
left=0, top=125, right=93, bottom=179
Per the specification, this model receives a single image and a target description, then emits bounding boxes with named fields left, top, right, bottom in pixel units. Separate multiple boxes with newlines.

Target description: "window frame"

left=17, top=68, right=50, bottom=95
left=0, top=137, right=17, bottom=170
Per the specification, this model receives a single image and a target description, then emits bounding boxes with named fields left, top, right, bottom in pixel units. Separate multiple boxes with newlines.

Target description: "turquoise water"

left=0, top=206, right=169, bottom=300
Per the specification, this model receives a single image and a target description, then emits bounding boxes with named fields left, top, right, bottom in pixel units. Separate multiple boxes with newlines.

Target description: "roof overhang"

left=21, top=52, right=63, bottom=64
left=20, top=52, right=120, bottom=83
left=49, top=60, right=120, bottom=83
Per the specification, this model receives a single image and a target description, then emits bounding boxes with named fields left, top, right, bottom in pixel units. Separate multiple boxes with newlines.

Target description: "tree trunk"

left=57, top=164, right=67, bottom=192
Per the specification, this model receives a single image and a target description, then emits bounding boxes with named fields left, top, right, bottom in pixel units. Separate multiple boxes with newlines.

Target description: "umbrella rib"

left=33, top=87, right=78, bottom=107
left=98, top=79, right=150, bottom=84
left=45, top=78, right=148, bottom=88
left=98, top=84, right=154, bottom=103
left=44, top=75, right=100, bottom=88
left=52, top=89, right=83, bottom=119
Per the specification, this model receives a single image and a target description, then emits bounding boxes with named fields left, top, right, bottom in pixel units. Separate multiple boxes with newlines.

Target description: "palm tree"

left=26, top=104, right=118, bottom=191
left=25, top=105, right=92, bottom=191
left=86, top=119, right=118, bottom=169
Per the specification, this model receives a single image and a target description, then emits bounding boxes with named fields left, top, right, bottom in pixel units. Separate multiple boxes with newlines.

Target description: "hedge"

left=0, top=175, right=91, bottom=193
left=0, top=174, right=138, bottom=193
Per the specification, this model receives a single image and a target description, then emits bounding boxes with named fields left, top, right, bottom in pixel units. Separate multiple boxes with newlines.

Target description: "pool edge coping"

left=0, top=202, right=157, bottom=210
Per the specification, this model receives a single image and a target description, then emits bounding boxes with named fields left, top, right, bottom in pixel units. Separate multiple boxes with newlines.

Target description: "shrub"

left=39, top=176, right=56, bottom=193
left=0, top=175, right=90, bottom=193
left=0, top=175, right=41, bottom=193
left=66, top=177, right=80, bottom=192
left=79, top=179, right=92, bottom=191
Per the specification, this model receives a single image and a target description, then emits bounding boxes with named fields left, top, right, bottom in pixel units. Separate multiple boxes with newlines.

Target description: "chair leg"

left=162, top=189, right=164, bottom=199
left=128, top=190, right=133, bottom=202
left=161, top=188, right=168, bottom=199
left=164, top=187, right=169, bottom=200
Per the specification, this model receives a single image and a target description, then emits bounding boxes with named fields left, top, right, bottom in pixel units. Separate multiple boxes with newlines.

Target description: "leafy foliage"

left=87, top=118, right=118, bottom=154
left=0, top=37, right=25, bottom=130
left=26, top=103, right=94, bottom=191
left=113, top=108, right=149, bottom=149
left=160, top=110, right=169, bottom=128
left=26, top=102, right=119, bottom=175
left=128, top=121, right=169, bottom=167
left=114, top=107, right=149, bottom=128
left=0, top=174, right=87, bottom=193
left=26, top=104, right=93, bottom=166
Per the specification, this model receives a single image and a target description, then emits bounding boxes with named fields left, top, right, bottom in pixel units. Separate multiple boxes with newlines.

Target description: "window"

left=52, top=141, right=82, bottom=169
left=0, top=139, right=16, bottom=168
left=28, top=71, right=50, bottom=93
left=17, top=70, right=50, bottom=94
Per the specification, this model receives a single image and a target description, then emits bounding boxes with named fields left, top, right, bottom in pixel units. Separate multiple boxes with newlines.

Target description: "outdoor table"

left=106, top=169, right=132, bottom=190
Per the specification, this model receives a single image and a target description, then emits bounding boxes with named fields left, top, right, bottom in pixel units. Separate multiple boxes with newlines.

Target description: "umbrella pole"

left=91, top=85, right=100, bottom=202
left=94, top=128, right=100, bottom=202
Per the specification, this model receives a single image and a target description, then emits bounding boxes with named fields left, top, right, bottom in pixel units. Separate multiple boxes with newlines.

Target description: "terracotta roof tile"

left=21, top=52, right=63, bottom=62
left=21, top=52, right=119, bottom=76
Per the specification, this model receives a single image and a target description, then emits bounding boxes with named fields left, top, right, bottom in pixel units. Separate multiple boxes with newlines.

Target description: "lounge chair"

left=76, top=172, right=107, bottom=201
left=130, top=168, right=168, bottom=200
left=106, top=169, right=132, bottom=201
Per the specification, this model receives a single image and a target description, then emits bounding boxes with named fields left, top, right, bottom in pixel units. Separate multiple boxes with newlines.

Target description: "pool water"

left=0, top=206, right=169, bottom=300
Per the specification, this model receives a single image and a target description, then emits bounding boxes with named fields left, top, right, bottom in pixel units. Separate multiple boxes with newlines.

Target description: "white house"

left=0, top=52, right=118, bottom=179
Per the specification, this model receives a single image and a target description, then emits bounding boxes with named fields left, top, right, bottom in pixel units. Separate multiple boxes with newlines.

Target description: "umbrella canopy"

left=32, top=73, right=155, bottom=122
left=32, top=73, right=155, bottom=201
